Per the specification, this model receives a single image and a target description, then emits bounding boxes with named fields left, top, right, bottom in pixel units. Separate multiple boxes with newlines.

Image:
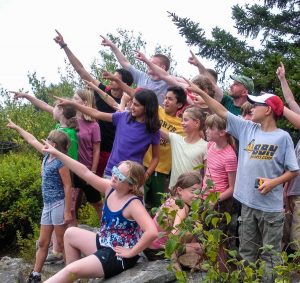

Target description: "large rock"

left=92, top=260, right=176, bottom=283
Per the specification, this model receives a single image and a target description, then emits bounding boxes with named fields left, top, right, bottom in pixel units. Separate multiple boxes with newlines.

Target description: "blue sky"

left=0, top=0, right=256, bottom=92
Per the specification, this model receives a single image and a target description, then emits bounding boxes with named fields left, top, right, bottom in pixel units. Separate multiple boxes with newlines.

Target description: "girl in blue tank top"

left=42, top=143, right=158, bottom=283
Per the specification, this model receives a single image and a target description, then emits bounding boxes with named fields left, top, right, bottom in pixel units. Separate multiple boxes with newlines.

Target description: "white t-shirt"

left=169, top=133, right=207, bottom=188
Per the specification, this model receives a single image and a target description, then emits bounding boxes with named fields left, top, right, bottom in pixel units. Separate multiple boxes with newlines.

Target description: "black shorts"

left=94, top=234, right=139, bottom=278
left=73, top=174, right=101, bottom=203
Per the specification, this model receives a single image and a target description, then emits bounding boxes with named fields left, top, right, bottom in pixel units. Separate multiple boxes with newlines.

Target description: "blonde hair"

left=170, top=172, right=202, bottom=196
left=120, top=160, right=145, bottom=198
left=205, top=114, right=235, bottom=150
left=76, top=89, right=96, bottom=122
left=47, top=130, right=70, bottom=154
left=240, top=101, right=253, bottom=117
left=183, top=105, right=206, bottom=131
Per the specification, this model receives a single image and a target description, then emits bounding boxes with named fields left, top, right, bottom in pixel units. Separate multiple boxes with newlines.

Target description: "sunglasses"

left=112, top=166, right=135, bottom=185
left=253, top=102, right=268, bottom=107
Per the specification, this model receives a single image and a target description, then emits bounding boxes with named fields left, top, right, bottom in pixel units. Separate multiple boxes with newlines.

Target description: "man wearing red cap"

left=188, top=82, right=299, bottom=283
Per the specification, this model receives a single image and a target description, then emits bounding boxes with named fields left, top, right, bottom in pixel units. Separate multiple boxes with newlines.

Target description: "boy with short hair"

left=188, top=81, right=299, bottom=282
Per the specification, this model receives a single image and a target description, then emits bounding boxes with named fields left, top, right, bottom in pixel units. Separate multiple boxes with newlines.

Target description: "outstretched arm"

left=101, top=35, right=131, bottom=69
left=6, top=119, right=44, bottom=153
left=276, top=62, right=300, bottom=114
left=102, top=70, right=136, bottom=97
left=54, top=30, right=99, bottom=86
left=185, top=79, right=228, bottom=119
left=283, top=107, right=300, bottom=129
left=134, top=51, right=179, bottom=87
left=188, top=51, right=223, bottom=102
left=42, top=141, right=111, bottom=195
left=114, top=200, right=158, bottom=258
left=9, top=91, right=54, bottom=114
left=53, top=96, right=113, bottom=122
left=84, top=79, right=121, bottom=111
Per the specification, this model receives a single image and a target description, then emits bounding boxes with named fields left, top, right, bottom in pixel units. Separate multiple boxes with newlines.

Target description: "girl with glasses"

left=42, top=141, right=157, bottom=283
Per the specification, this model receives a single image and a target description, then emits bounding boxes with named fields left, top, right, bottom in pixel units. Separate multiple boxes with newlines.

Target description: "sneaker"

left=44, top=251, right=64, bottom=264
left=26, top=272, right=41, bottom=283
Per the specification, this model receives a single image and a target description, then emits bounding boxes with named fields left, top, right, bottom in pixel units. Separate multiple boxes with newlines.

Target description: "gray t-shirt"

left=226, top=112, right=299, bottom=212
left=128, top=65, right=168, bottom=106
left=287, top=140, right=300, bottom=196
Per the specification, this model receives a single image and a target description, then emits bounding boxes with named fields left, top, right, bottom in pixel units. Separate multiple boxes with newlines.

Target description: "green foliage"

left=0, top=151, right=43, bottom=250
left=168, top=1, right=300, bottom=130
left=77, top=203, right=99, bottom=228
left=156, top=179, right=300, bottom=282
left=16, top=222, right=39, bottom=262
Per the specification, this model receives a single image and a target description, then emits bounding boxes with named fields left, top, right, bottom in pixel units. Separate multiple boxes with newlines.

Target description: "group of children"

left=7, top=30, right=300, bottom=283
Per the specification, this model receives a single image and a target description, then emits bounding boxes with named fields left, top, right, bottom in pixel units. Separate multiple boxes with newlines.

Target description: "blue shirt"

left=42, top=154, right=65, bottom=204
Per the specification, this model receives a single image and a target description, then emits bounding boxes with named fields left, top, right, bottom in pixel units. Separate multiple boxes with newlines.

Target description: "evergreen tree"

left=169, top=0, right=300, bottom=98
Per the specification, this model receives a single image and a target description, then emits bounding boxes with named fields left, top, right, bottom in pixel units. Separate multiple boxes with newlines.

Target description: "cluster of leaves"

left=156, top=180, right=300, bottom=282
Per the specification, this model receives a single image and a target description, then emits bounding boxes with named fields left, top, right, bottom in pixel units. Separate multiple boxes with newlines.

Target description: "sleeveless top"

left=97, top=189, right=143, bottom=248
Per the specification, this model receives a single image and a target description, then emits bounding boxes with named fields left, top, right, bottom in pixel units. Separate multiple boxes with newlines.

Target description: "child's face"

left=52, top=102, right=63, bottom=121
left=181, top=112, right=199, bottom=133
left=163, top=91, right=180, bottom=116
left=109, top=72, right=122, bottom=90
left=205, top=126, right=223, bottom=142
left=251, top=103, right=270, bottom=123
left=110, top=163, right=133, bottom=190
left=72, top=93, right=84, bottom=105
left=177, top=183, right=201, bottom=206
left=130, top=98, right=145, bottom=119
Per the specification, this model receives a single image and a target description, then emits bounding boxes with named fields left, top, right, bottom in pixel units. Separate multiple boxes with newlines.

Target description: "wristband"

left=60, top=43, right=67, bottom=49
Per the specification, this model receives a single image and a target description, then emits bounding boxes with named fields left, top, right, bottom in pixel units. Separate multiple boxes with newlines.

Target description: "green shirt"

left=221, top=94, right=241, bottom=116
left=55, top=124, right=78, bottom=160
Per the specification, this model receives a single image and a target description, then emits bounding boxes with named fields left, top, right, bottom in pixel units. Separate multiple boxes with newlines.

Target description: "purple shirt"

left=77, top=119, right=101, bottom=169
left=104, top=111, right=160, bottom=176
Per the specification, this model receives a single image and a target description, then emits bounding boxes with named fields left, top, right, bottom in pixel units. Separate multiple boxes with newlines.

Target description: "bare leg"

left=44, top=254, right=104, bottom=283
left=53, top=224, right=67, bottom=258
left=64, top=226, right=97, bottom=264
left=34, top=225, right=54, bottom=272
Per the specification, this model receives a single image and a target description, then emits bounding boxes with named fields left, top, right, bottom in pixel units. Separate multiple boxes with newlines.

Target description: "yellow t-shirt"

left=143, top=106, right=184, bottom=174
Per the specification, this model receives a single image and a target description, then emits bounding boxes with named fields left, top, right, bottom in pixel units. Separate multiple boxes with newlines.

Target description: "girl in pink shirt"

left=144, top=172, right=203, bottom=261
left=203, top=114, right=237, bottom=208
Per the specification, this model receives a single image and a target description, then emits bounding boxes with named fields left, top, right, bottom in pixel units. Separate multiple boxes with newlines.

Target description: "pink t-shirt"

left=77, top=119, right=101, bottom=169
left=150, top=198, right=173, bottom=249
left=203, top=141, right=237, bottom=195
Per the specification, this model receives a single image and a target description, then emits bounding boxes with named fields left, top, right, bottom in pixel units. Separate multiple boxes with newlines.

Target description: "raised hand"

left=134, top=50, right=148, bottom=62
left=188, top=50, right=200, bottom=66
left=54, top=29, right=65, bottom=46
left=53, top=96, right=73, bottom=106
left=102, top=70, right=119, bottom=82
left=42, top=139, right=59, bottom=155
left=100, top=35, right=114, bottom=47
left=276, top=61, right=286, bottom=80
left=9, top=90, right=29, bottom=100
left=6, top=118, right=19, bottom=130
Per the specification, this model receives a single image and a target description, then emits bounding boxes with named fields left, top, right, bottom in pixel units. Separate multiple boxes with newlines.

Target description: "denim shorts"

left=40, top=199, right=65, bottom=225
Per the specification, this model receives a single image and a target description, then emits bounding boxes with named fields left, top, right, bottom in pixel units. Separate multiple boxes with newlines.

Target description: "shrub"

left=0, top=151, right=43, bottom=252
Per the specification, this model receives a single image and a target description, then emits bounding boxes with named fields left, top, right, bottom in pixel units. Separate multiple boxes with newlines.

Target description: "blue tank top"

left=98, top=189, right=143, bottom=248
